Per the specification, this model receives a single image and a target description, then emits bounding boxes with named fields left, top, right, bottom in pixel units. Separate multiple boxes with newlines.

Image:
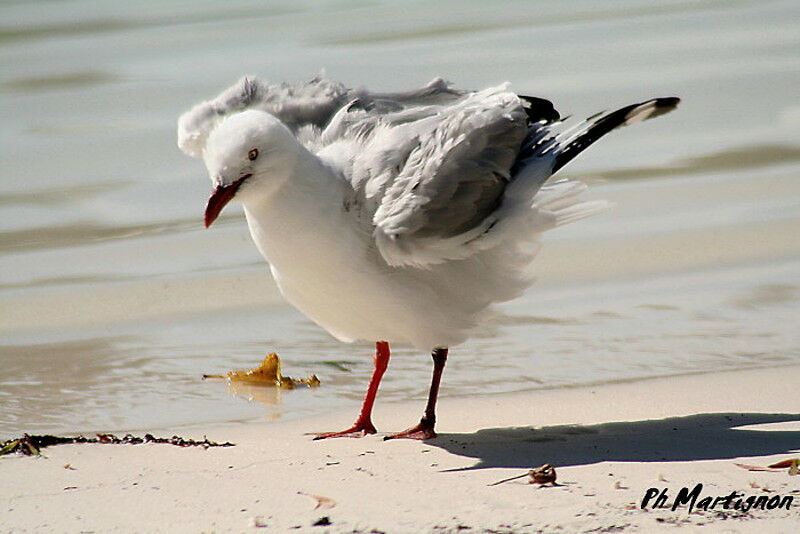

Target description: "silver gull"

left=178, top=75, right=679, bottom=439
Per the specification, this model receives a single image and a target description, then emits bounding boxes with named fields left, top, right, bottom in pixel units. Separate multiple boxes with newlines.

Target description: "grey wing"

left=367, top=76, right=465, bottom=106
left=352, top=85, right=529, bottom=267
left=177, top=74, right=350, bottom=158
left=178, top=75, right=466, bottom=158
left=316, top=77, right=468, bottom=148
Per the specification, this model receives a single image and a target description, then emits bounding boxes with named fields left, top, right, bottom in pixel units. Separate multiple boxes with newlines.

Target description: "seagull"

left=178, top=75, right=678, bottom=440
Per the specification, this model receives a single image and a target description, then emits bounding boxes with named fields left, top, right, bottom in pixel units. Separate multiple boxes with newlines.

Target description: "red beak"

left=204, top=174, right=250, bottom=228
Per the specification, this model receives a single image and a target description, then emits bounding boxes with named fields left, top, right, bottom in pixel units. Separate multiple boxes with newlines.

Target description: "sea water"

left=1, top=0, right=799, bottom=438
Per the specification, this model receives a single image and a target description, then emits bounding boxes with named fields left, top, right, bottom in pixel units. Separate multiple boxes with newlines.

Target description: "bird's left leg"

left=313, top=341, right=390, bottom=439
left=385, top=346, right=448, bottom=440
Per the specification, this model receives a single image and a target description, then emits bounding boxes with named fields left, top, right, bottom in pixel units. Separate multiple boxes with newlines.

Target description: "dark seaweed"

left=0, top=433, right=235, bottom=456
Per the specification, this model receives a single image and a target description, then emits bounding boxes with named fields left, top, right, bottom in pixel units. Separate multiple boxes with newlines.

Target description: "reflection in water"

left=226, top=381, right=282, bottom=414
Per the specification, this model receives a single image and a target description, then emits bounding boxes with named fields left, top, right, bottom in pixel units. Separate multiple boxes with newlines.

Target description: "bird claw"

left=384, top=419, right=437, bottom=440
left=311, top=420, right=377, bottom=440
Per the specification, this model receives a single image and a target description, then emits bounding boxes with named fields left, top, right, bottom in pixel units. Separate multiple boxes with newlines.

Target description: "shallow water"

left=1, top=0, right=799, bottom=439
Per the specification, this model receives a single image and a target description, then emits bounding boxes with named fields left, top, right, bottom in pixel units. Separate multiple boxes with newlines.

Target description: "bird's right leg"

left=384, top=346, right=447, bottom=440
left=312, top=341, right=390, bottom=439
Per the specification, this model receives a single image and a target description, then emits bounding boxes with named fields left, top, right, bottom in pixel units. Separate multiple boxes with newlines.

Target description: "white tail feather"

left=550, top=200, right=612, bottom=226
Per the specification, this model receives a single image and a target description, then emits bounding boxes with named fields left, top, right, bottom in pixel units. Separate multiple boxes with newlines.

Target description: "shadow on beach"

left=431, top=412, right=800, bottom=470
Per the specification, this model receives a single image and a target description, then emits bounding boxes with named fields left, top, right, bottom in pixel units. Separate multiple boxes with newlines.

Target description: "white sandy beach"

left=3, top=365, right=798, bottom=533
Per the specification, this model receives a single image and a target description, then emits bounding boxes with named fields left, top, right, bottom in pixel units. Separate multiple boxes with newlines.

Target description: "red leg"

left=313, top=341, right=390, bottom=439
left=385, top=347, right=448, bottom=440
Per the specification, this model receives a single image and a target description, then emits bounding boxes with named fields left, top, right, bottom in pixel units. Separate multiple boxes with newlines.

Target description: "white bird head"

left=202, top=110, right=299, bottom=227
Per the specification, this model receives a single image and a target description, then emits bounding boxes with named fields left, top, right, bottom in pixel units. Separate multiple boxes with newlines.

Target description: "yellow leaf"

left=207, top=353, right=321, bottom=388
left=225, top=353, right=283, bottom=384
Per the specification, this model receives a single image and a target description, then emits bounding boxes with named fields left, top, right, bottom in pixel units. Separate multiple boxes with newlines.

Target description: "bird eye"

left=248, top=148, right=259, bottom=161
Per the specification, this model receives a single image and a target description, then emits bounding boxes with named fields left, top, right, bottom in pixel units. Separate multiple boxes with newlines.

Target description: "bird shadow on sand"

left=430, top=412, right=800, bottom=471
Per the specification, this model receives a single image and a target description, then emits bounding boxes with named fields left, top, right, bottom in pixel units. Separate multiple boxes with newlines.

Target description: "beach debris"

left=734, top=463, right=782, bottom=472
left=735, top=458, right=799, bottom=475
left=769, top=458, right=800, bottom=475
left=0, top=433, right=235, bottom=456
left=312, top=516, right=332, bottom=526
left=1, top=437, right=40, bottom=456
left=488, top=463, right=557, bottom=486
left=203, top=353, right=320, bottom=388
left=488, top=472, right=527, bottom=486
left=298, top=491, right=337, bottom=510
left=250, top=516, right=268, bottom=528
left=530, top=464, right=557, bottom=484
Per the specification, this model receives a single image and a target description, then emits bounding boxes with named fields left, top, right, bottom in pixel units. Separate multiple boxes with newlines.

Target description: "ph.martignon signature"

left=641, top=483, right=793, bottom=514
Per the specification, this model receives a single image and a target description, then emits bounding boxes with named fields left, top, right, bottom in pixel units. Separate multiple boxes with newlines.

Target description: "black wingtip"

left=645, top=96, right=681, bottom=119
left=551, top=96, right=681, bottom=174
left=620, top=97, right=681, bottom=126
left=519, top=95, right=560, bottom=124
left=656, top=96, right=681, bottom=108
